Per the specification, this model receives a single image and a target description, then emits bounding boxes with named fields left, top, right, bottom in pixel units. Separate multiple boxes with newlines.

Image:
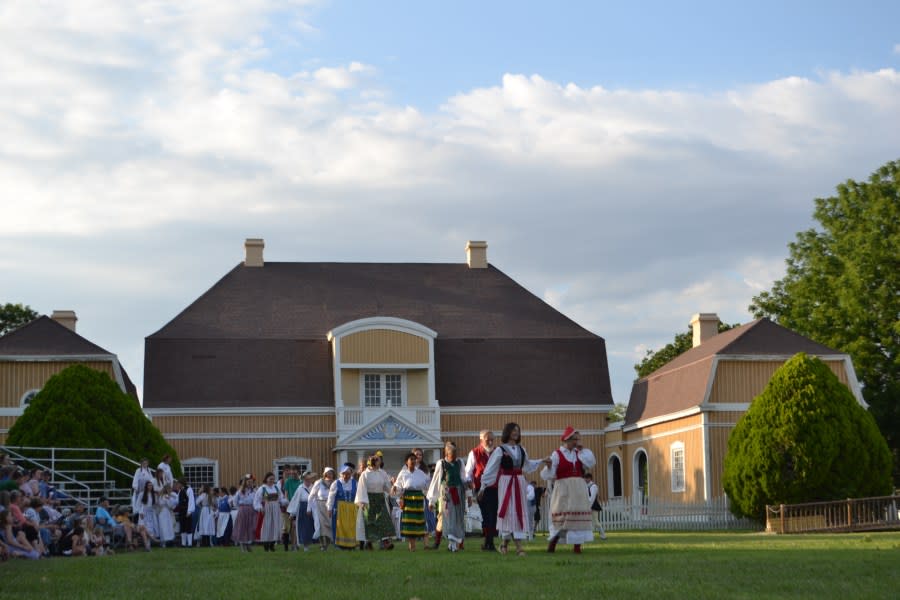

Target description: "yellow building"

left=143, top=240, right=615, bottom=487
left=0, top=311, right=138, bottom=443
left=607, top=313, right=863, bottom=512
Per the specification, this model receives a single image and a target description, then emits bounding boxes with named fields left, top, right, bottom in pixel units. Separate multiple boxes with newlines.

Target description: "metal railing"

left=1, top=445, right=139, bottom=507
left=766, top=495, right=900, bottom=534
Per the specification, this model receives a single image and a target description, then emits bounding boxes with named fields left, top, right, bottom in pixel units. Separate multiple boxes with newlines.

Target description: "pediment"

left=336, top=410, right=443, bottom=449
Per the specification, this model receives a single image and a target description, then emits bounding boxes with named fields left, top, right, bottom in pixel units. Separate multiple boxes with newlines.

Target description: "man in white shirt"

left=585, top=473, right=606, bottom=540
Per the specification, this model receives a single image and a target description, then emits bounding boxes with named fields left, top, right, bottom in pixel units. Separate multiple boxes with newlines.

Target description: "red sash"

left=497, top=468, right=524, bottom=529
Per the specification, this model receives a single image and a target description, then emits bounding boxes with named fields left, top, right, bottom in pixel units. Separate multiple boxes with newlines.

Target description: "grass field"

left=4, top=531, right=900, bottom=599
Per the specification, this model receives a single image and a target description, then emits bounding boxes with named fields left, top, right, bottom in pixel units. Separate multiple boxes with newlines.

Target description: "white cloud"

left=2, top=2, right=898, bottom=406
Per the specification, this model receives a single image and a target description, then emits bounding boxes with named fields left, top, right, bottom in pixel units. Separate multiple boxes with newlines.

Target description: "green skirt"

left=363, top=492, right=396, bottom=541
left=401, top=490, right=426, bottom=538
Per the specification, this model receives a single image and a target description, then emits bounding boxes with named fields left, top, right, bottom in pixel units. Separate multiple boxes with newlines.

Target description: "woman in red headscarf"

left=541, top=426, right=596, bottom=554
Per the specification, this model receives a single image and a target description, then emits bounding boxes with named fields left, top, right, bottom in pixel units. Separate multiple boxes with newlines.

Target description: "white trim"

left=623, top=406, right=702, bottom=432
left=327, top=317, right=438, bottom=341
left=670, top=441, right=685, bottom=493
left=620, top=423, right=704, bottom=445
left=440, top=404, right=610, bottom=414
left=701, top=412, right=711, bottom=502
left=19, top=389, right=40, bottom=407
left=273, top=456, right=313, bottom=477
left=0, top=408, right=25, bottom=417
left=606, top=453, right=623, bottom=499
left=144, top=407, right=336, bottom=417
left=700, top=403, right=750, bottom=411
left=335, top=409, right=443, bottom=449
left=841, top=356, right=868, bottom=408
left=701, top=356, right=720, bottom=405
left=341, top=363, right=429, bottom=370
left=164, top=432, right=337, bottom=440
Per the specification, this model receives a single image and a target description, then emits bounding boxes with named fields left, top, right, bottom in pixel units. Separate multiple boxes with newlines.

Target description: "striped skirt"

left=400, top=490, right=426, bottom=538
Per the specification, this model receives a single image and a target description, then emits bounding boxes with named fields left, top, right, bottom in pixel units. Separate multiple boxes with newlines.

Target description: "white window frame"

left=182, top=458, right=219, bottom=489
left=20, top=389, right=40, bottom=407
left=607, top=453, right=623, bottom=498
left=670, top=442, right=685, bottom=493
left=273, top=456, right=313, bottom=481
left=360, top=371, right=406, bottom=408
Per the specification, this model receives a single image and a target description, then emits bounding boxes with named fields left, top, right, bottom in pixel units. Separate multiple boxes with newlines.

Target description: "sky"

left=2, top=0, right=899, bottom=408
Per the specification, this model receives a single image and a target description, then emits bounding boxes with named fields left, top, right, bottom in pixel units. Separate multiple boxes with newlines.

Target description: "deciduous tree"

left=0, top=303, right=39, bottom=337
left=750, top=159, right=900, bottom=482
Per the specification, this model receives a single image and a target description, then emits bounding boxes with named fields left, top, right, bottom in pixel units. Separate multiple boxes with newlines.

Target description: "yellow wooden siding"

left=171, top=437, right=337, bottom=488
left=709, top=360, right=849, bottom=404
left=151, top=414, right=336, bottom=434
left=340, top=329, right=429, bottom=364
left=0, top=360, right=116, bottom=407
left=706, top=426, right=735, bottom=495
left=407, top=370, right=428, bottom=406
left=341, top=370, right=360, bottom=406
left=441, top=412, right=605, bottom=434
left=620, top=414, right=706, bottom=504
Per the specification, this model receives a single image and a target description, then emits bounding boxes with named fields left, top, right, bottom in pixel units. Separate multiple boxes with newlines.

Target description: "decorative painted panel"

left=340, top=329, right=428, bottom=364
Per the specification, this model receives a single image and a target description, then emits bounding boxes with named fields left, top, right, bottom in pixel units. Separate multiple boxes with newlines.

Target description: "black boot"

left=282, top=534, right=290, bottom=552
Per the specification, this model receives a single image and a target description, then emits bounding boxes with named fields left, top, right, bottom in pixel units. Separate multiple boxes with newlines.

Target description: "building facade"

left=143, top=240, right=615, bottom=487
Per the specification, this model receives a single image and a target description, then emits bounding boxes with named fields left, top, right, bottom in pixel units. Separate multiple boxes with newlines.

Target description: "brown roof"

left=0, top=316, right=138, bottom=398
left=144, top=262, right=613, bottom=409
left=623, top=318, right=841, bottom=425
left=149, top=263, right=599, bottom=340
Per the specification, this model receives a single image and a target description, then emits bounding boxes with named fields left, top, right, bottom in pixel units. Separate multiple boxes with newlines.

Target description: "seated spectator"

left=63, top=502, right=91, bottom=532
left=0, top=509, right=40, bottom=559
left=17, top=471, right=33, bottom=497
left=93, top=496, right=118, bottom=534
left=24, top=497, right=54, bottom=550
left=90, top=526, right=112, bottom=556
left=8, top=490, right=46, bottom=556
left=114, top=507, right=140, bottom=550
left=60, top=525, right=88, bottom=557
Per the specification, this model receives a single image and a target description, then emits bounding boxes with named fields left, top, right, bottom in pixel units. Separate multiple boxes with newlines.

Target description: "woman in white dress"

left=137, top=481, right=160, bottom=548
left=356, top=454, right=395, bottom=550
left=156, top=484, right=177, bottom=547
left=196, top=485, right=216, bottom=546
left=481, top=422, right=550, bottom=556
left=308, top=468, right=335, bottom=551
left=131, top=458, right=155, bottom=515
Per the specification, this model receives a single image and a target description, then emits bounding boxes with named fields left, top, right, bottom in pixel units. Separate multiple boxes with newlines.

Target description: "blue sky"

left=1, top=0, right=899, bottom=409
left=281, top=1, right=900, bottom=107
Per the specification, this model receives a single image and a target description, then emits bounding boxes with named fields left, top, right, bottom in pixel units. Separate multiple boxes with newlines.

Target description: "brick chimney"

left=244, top=238, right=264, bottom=267
left=690, top=313, right=719, bottom=347
left=51, top=310, right=77, bottom=332
left=466, top=240, right=488, bottom=269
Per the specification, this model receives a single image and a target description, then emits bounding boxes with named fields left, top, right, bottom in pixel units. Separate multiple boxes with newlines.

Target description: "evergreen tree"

left=723, top=353, right=892, bottom=521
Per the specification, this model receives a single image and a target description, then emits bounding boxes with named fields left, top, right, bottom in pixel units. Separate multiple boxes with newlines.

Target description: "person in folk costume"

left=392, top=452, right=429, bottom=551
left=541, top=426, right=596, bottom=554
left=195, top=484, right=216, bottom=547
left=465, top=430, right=498, bottom=551
left=287, top=471, right=316, bottom=551
left=327, top=463, right=359, bottom=550
left=215, top=487, right=233, bottom=546
left=355, top=453, right=395, bottom=550
left=152, top=468, right=167, bottom=494
left=156, top=484, right=177, bottom=548
left=157, top=454, right=174, bottom=488
left=231, top=475, right=257, bottom=552
left=281, top=465, right=301, bottom=551
left=131, top=458, right=155, bottom=516
left=254, top=472, right=285, bottom=552
left=480, top=422, right=550, bottom=556
left=584, top=473, right=607, bottom=541
left=309, top=467, right=335, bottom=550
left=174, top=478, right=196, bottom=548
left=427, top=441, right=470, bottom=552
left=411, top=447, right=436, bottom=542
left=137, top=480, right=160, bottom=550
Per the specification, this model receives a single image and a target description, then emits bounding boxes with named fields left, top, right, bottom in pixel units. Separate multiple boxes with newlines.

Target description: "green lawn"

left=4, top=531, right=900, bottom=599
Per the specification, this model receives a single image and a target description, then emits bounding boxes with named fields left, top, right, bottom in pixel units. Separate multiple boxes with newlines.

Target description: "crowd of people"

left=0, top=422, right=607, bottom=561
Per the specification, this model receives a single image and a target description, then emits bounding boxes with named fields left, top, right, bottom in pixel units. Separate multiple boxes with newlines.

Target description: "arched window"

left=607, top=454, right=623, bottom=498
left=20, top=389, right=40, bottom=407
left=633, top=449, right=649, bottom=504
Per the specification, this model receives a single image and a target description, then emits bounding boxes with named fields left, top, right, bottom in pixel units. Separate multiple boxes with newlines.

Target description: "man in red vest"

left=465, top=429, right=498, bottom=551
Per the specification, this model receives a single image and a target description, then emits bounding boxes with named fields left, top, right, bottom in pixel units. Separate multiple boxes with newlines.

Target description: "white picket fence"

left=595, top=495, right=760, bottom=531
